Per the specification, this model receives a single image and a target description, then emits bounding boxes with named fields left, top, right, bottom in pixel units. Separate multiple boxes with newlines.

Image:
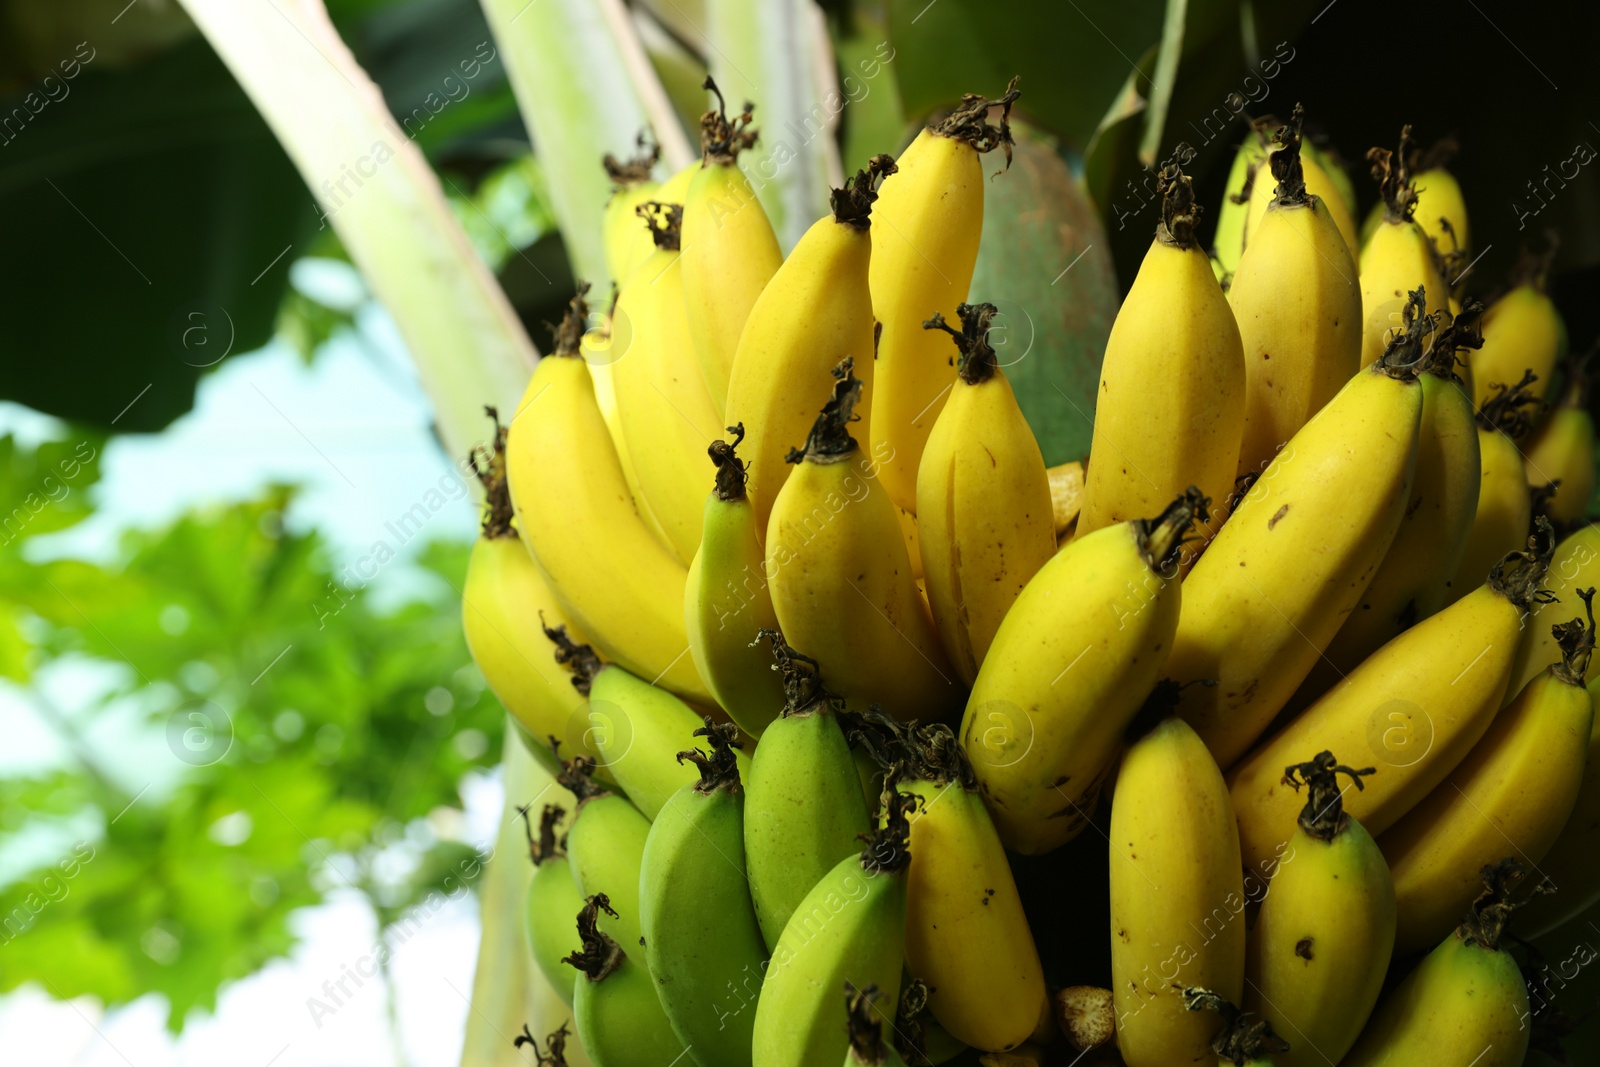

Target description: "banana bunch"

left=468, top=79, right=1600, bottom=1067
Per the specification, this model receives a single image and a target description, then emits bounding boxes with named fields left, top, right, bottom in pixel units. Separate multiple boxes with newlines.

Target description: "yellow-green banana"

left=601, top=140, right=662, bottom=289
left=1244, top=755, right=1395, bottom=1067
left=1468, top=247, right=1566, bottom=410
left=766, top=359, right=960, bottom=721
left=639, top=720, right=768, bottom=1067
left=462, top=410, right=602, bottom=779
left=1524, top=360, right=1596, bottom=525
left=1227, top=110, right=1362, bottom=481
left=1296, top=305, right=1483, bottom=695
left=612, top=203, right=724, bottom=564
left=1516, top=670, right=1600, bottom=936
left=1358, top=127, right=1449, bottom=369
left=1110, top=709, right=1245, bottom=1067
left=1228, top=525, right=1556, bottom=873
left=724, top=158, right=892, bottom=536
left=685, top=425, right=786, bottom=737
left=1078, top=152, right=1244, bottom=555
left=1381, top=593, right=1594, bottom=954
left=505, top=287, right=710, bottom=704
left=1341, top=862, right=1533, bottom=1067
left=546, top=626, right=749, bottom=821
left=844, top=984, right=908, bottom=1067
left=1509, top=523, right=1600, bottom=698
left=680, top=78, right=783, bottom=417
left=1447, top=370, right=1539, bottom=605
left=1166, top=296, right=1428, bottom=769
left=852, top=711, right=1045, bottom=1052
left=743, top=631, right=873, bottom=948
left=751, top=792, right=915, bottom=1067
left=558, top=757, right=651, bottom=951
left=916, top=303, right=1056, bottom=686
left=961, top=490, right=1203, bottom=854
left=869, top=79, right=1021, bottom=515
left=566, top=894, right=689, bottom=1067
left=522, top=804, right=586, bottom=1007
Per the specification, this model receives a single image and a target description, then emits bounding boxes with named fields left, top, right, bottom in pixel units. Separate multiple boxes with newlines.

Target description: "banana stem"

left=924, top=303, right=1000, bottom=385
left=859, top=789, right=920, bottom=875
left=1421, top=300, right=1485, bottom=381
left=514, top=1022, right=572, bottom=1067
left=927, top=76, right=1022, bottom=169
left=1134, top=486, right=1210, bottom=573
left=1458, top=858, right=1553, bottom=951
left=1488, top=517, right=1558, bottom=609
left=676, top=716, right=745, bottom=794
left=829, top=154, right=898, bottom=231
left=786, top=357, right=863, bottom=464
left=603, top=133, right=660, bottom=190
left=758, top=629, right=836, bottom=718
left=555, top=753, right=611, bottom=805
left=844, top=983, right=891, bottom=1067
left=1183, top=987, right=1289, bottom=1064
left=894, top=980, right=935, bottom=1066
left=698, top=76, right=759, bottom=166
left=1373, top=286, right=1434, bottom=381
left=845, top=706, right=977, bottom=790
left=1549, top=587, right=1597, bottom=686
left=637, top=201, right=683, bottom=251
left=709, top=424, right=750, bottom=502
left=543, top=621, right=604, bottom=695
left=1474, top=367, right=1542, bottom=436
left=1367, top=123, right=1420, bottom=223
left=1155, top=150, right=1202, bottom=248
left=469, top=407, right=516, bottom=539
left=1282, top=751, right=1375, bottom=842
left=1267, top=104, right=1311, bottom=207
left=563, top=894, right=626, bottom=980
left=519, top=802, right=568, bottom=865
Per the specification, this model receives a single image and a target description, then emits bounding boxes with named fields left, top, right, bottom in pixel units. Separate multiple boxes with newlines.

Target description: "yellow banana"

left=1524, top=359, right=1596, bottom=525
left=1109, top=710, right=1245, bottom=1067
left=1243, top=135, right=1358, bottom=258
left=1244, top=754, right=1395, bottom=1067
left=961, top=489, right=1204, bottom=854
left=1413, top=165, right=1471, bottom=259
left=1517, top=671, right=1600, bottom=936
left=680, top=78, right=783, bottom=417
left=580, top=308, right=674, bottom=554
left=1447, top=370, right=1539, bottom=605
left=611, top=203, right=725, bottom=564
left=1358, top=126, right=1449, bottom=369
left=1380, top=592, right=1594, bottom=954
left=601, top=139, right=662, bottom=289
left=916, top=303, right=1056, bottom=685
left=685, top=425, right=786, bottom=737
left=462, top=410, right=603, bottom=778
left=1295, top=305, right=1483, bottom=696
left=1468, top=243, right=1566, bottom=410
left=505, top=286, right=710, bottom=704
left=1078, top=153, right=1244, bottom=558
left=1227, top=524, right=1556, bottom=873
left=1227, top=109, right=1361, bottom=481
left=1165, top=296, right=1428, bottom=770
left=1341, top=861, right=1533, bottom=1067
left=869, top=79, right=1021, bottom=515
left=766, top=359, right=961, bottom=721
left=852, top=711, right=1045, bottom=1052
left=1509, top=522, right=1600, bottom=698
left=724, top=157, right=893, bottom=536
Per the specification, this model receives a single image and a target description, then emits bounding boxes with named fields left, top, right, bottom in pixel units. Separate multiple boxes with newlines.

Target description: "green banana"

left=521, top=803, right=585, bottom=1006
left=685, top=424, right=787, bottom=738
left=566, top=894, right=688, bottom=1067
left=751, top=790, right=916, bottom=1067
left=547, top=624, right=749, bottom=821
left=744, top=631, right=873, bottom=948
left=558, top=755, right=651, bottom=951
left=639, top=719, right=768, bottom=1067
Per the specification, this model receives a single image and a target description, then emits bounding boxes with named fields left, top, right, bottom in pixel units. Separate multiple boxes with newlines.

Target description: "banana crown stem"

left=1267, top=103, right=1311, bottom=208
left=786, top=357, right=863, bottom=464
left=844, top=705, right=976, bottom=791
left=1548, top=587, right=1597, bottom=686
left=546, top=282, right=592, bottom=358
left=757, top=628, right=839, bottom=719
left=519, top=802, right=568, bottom=866
left=469, top=405, right=515, bottom=539
left=1282, top=750, right=1375, bottom=842
left=859, top=788, right=919, bottom=875
left=1367, top=123, right=1420, bottom=224
left=1155, top=149, right=1202, bottom=248
left=554, top=753, right=611, bottom=805
left=1372, top=286, right=1433, bottom=381
left=1420, top=300, right=1485, bottom=382
left=698, top=75, right=758, bottom=166
left=844, top=983, right=891, bottom=1067
left=1182, top=987, right=1289, bottom=1065
left=924, top=302, right=1000, bottom=385
left=543, top=619, right=603, bottom=695
left=829, top=154, right=898, bottom=231
left=636, top=200, right=683, bottom=250
left=562, top=894, right=626, bottom=981
left=927, top=76, right=1022, bottom=168
left=603, top=132, right=660, bottom=191
left=514, top=1021, right=572, bottom=1067
left=1489, top=516, right=1558, bottom=610
left=1134, top=486, right=1210, bottom=574
left=1458, top=858, right=1554, bottom=951
left=676, top=716, right=745, bottom=795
